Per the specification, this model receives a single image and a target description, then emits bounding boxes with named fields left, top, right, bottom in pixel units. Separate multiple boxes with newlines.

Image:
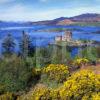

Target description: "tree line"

left=1, top=31, right=35, bottom=58
left=0, top=31, right=100, bottom=68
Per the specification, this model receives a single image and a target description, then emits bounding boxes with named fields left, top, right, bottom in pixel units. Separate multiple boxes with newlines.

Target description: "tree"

left=2, top=33, right=15, bottom=55
left=0, top=56, right=32, bottom=92
left=35, top=46, right=51, bottom=68
left=19, top=31, right=34, bottom=58
left=80, top=47, right=98, bottom=64
left=51, top=45, right=62, bottom=64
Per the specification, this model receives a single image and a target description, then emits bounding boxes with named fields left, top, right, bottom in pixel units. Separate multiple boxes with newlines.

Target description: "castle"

left=55, top=31, right=72, bottom=42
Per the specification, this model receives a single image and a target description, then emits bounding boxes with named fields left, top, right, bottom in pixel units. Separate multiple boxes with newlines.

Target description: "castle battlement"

left=55, top=31, right=72, bottom=42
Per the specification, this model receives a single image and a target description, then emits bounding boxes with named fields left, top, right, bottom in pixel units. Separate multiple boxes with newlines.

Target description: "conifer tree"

left=19, top=31, right=34, bottom=58
left=2, top=33, right=15, bottom=55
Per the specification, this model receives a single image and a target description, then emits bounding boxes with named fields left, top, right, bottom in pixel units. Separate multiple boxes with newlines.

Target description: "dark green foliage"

left=51, top=45, right=72, bottom=65
left=19, top=31, right=35, bottom=58
left=0, top=34, right=99, bottom=95
left=0, top=92, right=14, bottom=100
left=35, top=46, right=51, bottom=68
left=2, top=34, right=15, bottom=55
left=51, top=45, right=62, bottom=64
left=0, top=56, right=32, bottom=93
left=96, top=46, right=100, bottom=58
left=73, top=22, right=100, bottom=26
left=80, top=47, right=98, bottom=62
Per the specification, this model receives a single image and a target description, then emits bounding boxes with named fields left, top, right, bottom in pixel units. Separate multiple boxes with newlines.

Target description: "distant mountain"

left=70, top=13, right=100, bottom=22
left=53, top=17, right=67, bottom=21
left=56, top=19, right=74, bottom=25
left=29, top=17, right=69, bottom=25
left=31, top=13, right=100, bottom=25
left=0, top=13, right=100, bottom=26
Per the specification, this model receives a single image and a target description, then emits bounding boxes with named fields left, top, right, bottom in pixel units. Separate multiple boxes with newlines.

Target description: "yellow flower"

left=42, top=64, right=69, bottom=83
left=59, top=70, right=100, bottom=99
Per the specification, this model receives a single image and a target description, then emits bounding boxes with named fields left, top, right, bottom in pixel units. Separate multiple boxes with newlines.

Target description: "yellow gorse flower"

left=17, top=67, right=100, bottom=100
left=42, top=64, right=69, bottom=83
left=59, top=70, right=100, bottom=99
left=73, top=58, right=89, bottom=67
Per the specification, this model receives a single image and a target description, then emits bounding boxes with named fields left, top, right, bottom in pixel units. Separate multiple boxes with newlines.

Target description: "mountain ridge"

left=31, top=13, right=100, bottom=25
left=0, top=13, right=100, bottom=26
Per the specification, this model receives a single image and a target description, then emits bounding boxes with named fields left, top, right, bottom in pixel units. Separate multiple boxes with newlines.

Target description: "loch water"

left=0, top=24, right=100, bottom=55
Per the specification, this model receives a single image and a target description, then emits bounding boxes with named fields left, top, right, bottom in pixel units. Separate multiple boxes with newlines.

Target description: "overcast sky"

left=0, top=0, right=100, bottom=21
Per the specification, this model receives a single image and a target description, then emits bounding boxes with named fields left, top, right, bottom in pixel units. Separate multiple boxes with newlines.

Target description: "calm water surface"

left=0, top=25, right=100, bottom=53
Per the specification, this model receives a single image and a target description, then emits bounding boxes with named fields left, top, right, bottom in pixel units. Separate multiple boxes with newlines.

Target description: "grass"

left=73, top=22, right=100, bottom=26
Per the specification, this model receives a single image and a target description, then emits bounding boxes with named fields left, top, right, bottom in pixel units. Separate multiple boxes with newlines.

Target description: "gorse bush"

left=59, top=70, right=100, bottom=100
left=90, top=92, right=100, bottom=100
left=82, top=92, right=100, bottom=100
left=73, top=58, right=89, bottom=68
left=17, top=84, right=61, bottom=100
left=17, top=69, right=100, bottom=100
left=29, top=84, right=50, bottom=100
left=0, top=59, right=100, bottom=100
left=17, top=84, right=51, bottom=100
left=42, top=64, right=70, bottom=83
left=0, top=92, right=14, bottom=100
left=32, top=68, right=41, bottom=77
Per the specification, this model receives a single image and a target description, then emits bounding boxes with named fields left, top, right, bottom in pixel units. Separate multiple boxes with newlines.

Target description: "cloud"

left=0, top=0, right=15, bottom=4
left=40, top=0, right=48, bottom=2
left=95, top=0, right=100, bottom=2
left=0, top=3, right=100, bottom=21
left=0, top=4, right=28, bottom=21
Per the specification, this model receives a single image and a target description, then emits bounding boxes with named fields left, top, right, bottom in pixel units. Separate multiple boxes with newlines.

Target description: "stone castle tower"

left=62, top=31, right=72, bottom=41
left=55, top=31, right=72, bottom=42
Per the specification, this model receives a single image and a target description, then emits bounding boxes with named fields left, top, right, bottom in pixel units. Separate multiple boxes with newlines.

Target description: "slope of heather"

left=32, top=13, right=100, bottom=25
left=56, top=19, right=74, bottom=25
left=70, top=13, right=100, bottom=22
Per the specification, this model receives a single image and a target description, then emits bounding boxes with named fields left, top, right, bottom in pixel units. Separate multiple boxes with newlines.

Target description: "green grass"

left=73, top=22, right=100, bottom=26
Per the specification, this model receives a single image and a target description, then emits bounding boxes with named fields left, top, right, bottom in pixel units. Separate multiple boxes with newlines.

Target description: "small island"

left=52, top=31, right=98, bottom=47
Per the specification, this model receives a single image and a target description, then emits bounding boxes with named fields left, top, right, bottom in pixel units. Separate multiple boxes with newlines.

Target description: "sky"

left=0, top=0, right=100, bottom=21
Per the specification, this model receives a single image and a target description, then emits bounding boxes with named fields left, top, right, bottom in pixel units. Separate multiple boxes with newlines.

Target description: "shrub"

left=91, top=92, right=100, bottom=100
left=59, top=70, right=100, bottom=100
left=82, top=92, right=100, bottom=100
left=97, top=58, right=100, bottom=64
left=0, top=84, right=6, bottom=94
left=32, top=68, right=41, bottom=77
left=31, top=68, right=42, bottom=85
left=0, top=56, right=32, bottom=92
left=73, top=58, right=89, bottom=68
left=17, top=84, right=51, bottom=100
left=17, top=84, right=61, bottom=100
left=0, top=92, right=14, bottom=100
left=17, top=69, right=100, bottom=100
left=30, top=84, right=50, bottom=100
left=42, top=64, right=70, bottom=83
